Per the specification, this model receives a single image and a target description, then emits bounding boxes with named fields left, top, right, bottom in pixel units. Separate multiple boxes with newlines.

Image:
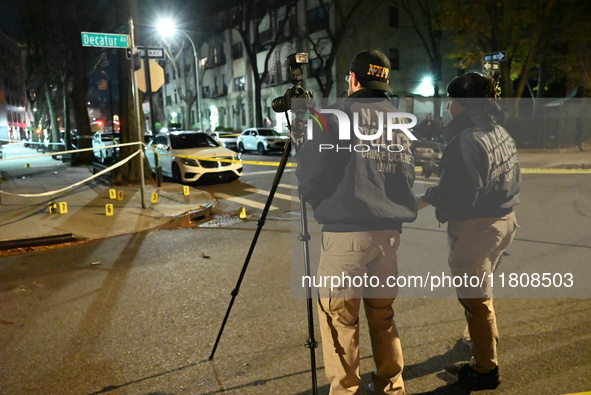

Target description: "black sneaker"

left=457, top=363, right=501, bottom=391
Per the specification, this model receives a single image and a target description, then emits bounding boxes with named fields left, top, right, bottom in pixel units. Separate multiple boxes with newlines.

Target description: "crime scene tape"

left=144, top=146, right=591, bottom=172
left=0, top=150, right=141, bottom=198
left=521, top=168, right=591, bottom=174
left=143, top=145, right=298, bottom=167
left=0, top=141, right=143, bottom=163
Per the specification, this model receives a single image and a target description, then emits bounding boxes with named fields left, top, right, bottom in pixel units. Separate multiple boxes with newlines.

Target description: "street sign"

left=81, top=32, right=129, bottom=48
left=484, top=51, right=506, bottom=62
left=126, top=46, right=166, bottom=60
left=135, top=60, right=165, bottom=92
left=483, top=61, right=500, bottom=71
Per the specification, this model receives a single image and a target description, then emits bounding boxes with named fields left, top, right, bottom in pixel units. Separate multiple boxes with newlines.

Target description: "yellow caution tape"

left=521, top=168, right=591, bottom=174
left=145, top=146, right=297, bottom=167
left=145, top=147, right=590, bottom=172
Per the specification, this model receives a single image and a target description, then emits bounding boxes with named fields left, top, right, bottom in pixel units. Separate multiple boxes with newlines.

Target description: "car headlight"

left=180, top=158, right=199, bottom=166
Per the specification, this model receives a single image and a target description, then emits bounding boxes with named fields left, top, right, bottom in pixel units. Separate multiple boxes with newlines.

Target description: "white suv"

left=237, top=128, right=288, bottom=155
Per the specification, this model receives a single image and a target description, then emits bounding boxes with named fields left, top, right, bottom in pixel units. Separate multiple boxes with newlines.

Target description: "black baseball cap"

left=350, top=49, right=392, bottom=93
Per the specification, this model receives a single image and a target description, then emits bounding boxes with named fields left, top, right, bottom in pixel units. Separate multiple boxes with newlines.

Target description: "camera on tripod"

left=272, top=53, right=314, bottom=113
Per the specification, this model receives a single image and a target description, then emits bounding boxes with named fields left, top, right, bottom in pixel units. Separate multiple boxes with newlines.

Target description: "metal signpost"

left=483, top=50, right=506, bottom=77
left=80, top=26, right=147, bottom=209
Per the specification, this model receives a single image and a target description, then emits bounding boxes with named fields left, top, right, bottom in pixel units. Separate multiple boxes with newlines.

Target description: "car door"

left=149, top=135, right=173, bottom=176
left=242, top=129, right=254, bottom=150
left=249, top=130, right=259, bottom=150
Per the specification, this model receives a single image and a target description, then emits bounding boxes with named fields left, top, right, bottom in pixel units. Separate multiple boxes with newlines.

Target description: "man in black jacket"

left=421, top=72, right=520, bottom=391
left=297, top=49, right=417, bottom=395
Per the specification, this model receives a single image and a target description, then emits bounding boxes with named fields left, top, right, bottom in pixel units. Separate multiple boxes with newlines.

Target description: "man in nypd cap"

left=297, top=49, right=417, bottom=394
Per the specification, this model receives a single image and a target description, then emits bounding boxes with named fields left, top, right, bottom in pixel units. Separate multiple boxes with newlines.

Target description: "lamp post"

left=157, top=19, right=202, bottom=131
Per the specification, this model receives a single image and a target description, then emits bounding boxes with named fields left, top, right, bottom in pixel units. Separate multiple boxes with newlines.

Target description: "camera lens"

left=272, top=96, right=289, bottom=113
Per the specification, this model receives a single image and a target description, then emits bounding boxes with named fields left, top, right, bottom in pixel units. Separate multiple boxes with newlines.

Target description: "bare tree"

left=232, top=0, right=297, bottom=127
left=161, top=38, right=199, bottom=129
left=305, top=0, right=365, bottom=98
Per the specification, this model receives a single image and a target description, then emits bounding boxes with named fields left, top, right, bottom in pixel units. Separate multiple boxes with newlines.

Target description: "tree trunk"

left=44, top=84, right=60, bottom=150
left=111, top=0, right=147, bottom=184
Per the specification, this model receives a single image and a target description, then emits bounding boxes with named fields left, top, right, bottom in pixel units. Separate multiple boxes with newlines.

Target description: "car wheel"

left=257, top=143, right=266, bottom=155
left=238, top=142, right=246, bottom=153
left=172, top=162, right=182, bottom=183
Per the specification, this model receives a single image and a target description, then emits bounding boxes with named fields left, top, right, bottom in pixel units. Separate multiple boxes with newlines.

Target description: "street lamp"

left=157, top=18, right=203, bottom=131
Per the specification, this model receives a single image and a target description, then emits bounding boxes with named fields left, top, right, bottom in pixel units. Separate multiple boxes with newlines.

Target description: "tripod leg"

left=299, top=194, right=319, bottom=395
left=209, top=139, right=293, bottom=361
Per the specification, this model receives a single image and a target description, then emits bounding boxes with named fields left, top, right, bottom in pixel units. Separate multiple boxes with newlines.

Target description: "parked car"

left=92, top=131, right=119, bottom=163
left=145, top=131, right=242, bottom=184
left=213, top=130, right=240, bottom=151
left=237, top=128, right=289, bottom=155
left=411, top=139, right=445, bottom=165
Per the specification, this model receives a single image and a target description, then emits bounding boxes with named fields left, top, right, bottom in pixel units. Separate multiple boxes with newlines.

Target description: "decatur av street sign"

left=81, top=32, right=130, bottom=48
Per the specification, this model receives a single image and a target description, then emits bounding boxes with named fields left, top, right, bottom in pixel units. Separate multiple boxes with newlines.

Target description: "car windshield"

left=169, top=133, right=219, bottom=149
left=257, top=129, right=280, bottom=137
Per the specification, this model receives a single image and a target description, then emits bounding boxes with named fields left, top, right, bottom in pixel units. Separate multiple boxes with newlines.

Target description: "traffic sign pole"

left=128, top=18, right=146, bottom=209
left=143, top=48, right=158, bottom=141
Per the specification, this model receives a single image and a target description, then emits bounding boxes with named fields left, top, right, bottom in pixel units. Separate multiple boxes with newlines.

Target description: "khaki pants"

left=317, top=230, right=405, bottom=395
left=447, top=212, right=518, bottom=373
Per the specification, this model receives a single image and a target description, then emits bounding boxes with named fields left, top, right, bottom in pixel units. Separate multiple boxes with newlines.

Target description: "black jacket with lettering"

left=424, top=108, right=521, bottom=223
left=296, top=89, right=417, bottom=232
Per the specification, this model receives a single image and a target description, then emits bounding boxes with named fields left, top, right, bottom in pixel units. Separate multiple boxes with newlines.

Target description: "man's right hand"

left=417, top=195, right=431, bottom=210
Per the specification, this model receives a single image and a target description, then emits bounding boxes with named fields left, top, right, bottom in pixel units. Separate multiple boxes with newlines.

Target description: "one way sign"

left=126, top=46, right=166, bottom=60
left=484, top=51, right=506, bottom=62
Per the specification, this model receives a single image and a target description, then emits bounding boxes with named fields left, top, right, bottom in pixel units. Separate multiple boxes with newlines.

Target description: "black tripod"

left=208, top=115, right=319, bottom=395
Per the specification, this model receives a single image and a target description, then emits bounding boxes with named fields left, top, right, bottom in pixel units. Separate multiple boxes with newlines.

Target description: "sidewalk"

left=0, top=143, right=216, bottom=251
left=1, top=142, right=590, bottom=251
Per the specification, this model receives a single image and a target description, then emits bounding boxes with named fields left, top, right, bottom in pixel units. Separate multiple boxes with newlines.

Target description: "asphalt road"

left=0, top=170, right=590, bottom=394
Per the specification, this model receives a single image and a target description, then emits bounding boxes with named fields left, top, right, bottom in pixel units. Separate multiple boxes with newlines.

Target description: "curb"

left=0, top=205, right=214, bottom=253
left=0, top=233, right=78, bottom=251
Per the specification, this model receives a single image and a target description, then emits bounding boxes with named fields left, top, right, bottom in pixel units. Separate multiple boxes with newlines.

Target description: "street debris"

left=199, top=214, right=242, bottom=228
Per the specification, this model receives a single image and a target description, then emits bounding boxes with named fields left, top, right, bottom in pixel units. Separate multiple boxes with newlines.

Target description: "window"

left=154, top=135, right=168, bottom=146
left=169, top=133, right=218, bottom=149
left=308, top=6, right=327, bottom=33
left=259, top=29, right=272, bottom=43
left=234, top=77, right=245, bottom=91
left=389, top=49, right=400, bottom=70
left=232, top=42, right=243, bottom=59
left=288, top=15, right=298, bottom=36
left=389, top=7, right=399, bottom=28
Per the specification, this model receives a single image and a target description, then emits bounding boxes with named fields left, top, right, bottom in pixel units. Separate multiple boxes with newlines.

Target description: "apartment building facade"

left=160, top=0, right=458, bottom=133
left=0, top=30, right=29, bottom=142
